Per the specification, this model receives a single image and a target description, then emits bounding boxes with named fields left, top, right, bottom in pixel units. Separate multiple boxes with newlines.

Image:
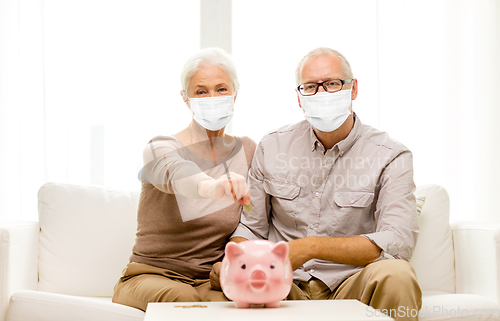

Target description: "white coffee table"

left=144, top=300, right=394, bottom=321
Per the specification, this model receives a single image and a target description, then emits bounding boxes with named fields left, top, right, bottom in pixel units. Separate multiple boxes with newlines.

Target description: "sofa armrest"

left=0, top=221, right=39, bottom=321
left=452, top=221, right=500, bottom=305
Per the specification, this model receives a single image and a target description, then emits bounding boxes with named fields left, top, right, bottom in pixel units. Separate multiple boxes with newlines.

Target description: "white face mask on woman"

left=299, top=89, right=352, bottom=132
left=189, top=95, right=234, bottom=131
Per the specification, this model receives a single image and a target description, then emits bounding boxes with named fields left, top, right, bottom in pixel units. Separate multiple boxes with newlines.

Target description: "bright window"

left=43, top=0, right=199, bottom=190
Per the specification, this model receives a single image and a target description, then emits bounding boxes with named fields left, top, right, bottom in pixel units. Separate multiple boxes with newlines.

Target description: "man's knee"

left=369, top=259, right=416, bottom=278
left=366, top=260, right=421, bottom=297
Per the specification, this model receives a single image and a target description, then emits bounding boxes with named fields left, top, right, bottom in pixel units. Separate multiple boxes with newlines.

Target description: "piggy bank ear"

left=271, top=241, right=289, bottom=263
left=225, top=242, right=244, bottom=263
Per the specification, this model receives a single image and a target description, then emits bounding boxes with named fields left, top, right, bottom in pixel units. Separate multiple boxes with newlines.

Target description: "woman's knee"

left=159, top=288, right=201, bottom=302
left=115, top=274, right=202, bottom=305
left=150, top=280, right=202, bottom=302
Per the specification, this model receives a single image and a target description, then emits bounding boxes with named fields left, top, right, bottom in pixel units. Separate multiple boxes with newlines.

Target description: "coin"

left=174, top=305, right=207, bottom=308
left=243, top=204, right=252, bottom=213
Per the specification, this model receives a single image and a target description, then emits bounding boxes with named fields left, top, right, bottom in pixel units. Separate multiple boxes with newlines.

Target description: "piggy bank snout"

left=250, top=269, right=266, bottom=281
left=249, top=268, right=267, bottom=291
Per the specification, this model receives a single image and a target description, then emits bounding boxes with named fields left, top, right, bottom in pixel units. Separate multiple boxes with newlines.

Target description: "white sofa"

left=0, top=182, right=499, bottom=321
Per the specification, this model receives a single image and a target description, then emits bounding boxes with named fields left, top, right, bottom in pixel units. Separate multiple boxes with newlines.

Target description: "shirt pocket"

left=264, top=179, right=301, bottom=225
left=334, top=191, right=374, bottom=208
left=329, top=191, right=375, bottom=237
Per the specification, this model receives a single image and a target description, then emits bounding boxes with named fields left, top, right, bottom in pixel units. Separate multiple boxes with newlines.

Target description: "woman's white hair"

left=295, top=47, right=354, bottom=85
left=180, top=47, right=240, bottom=100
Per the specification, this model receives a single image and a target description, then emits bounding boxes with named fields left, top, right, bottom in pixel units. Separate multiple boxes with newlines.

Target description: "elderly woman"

left=112, top=48, right=256, bottom=311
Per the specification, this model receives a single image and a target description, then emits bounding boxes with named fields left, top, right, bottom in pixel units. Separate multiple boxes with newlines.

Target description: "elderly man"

left=212, top=47, right=422, bottom=320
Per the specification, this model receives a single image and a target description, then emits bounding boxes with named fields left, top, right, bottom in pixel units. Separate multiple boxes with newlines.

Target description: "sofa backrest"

left=410, top=184, right=456, bottom=293
left=37, top=182, right=139, bottom=297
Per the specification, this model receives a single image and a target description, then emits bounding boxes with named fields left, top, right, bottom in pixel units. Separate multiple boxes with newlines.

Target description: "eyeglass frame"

left=296, top=78, right=354, bottom=96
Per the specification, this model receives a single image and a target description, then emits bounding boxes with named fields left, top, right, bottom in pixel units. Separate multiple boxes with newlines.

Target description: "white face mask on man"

left=299, top=89, right=352, bottom=132
left=189, top=95, right=234, bottom=131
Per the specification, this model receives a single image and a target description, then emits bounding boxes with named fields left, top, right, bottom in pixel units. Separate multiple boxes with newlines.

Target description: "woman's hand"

left=210, top=237, right=247, bottom=290
left=198, top=172, right=251, bottom=205
left=210, top=261, right=222, bottom=290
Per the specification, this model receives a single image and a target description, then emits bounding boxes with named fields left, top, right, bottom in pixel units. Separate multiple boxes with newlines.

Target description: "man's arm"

left=287, top=236, right=381, bottom=271
left=361, top=151, right=418, bottom=261
left=212, top=236, right=380, bottom=284
left=213, top=236, right=380, bottom=278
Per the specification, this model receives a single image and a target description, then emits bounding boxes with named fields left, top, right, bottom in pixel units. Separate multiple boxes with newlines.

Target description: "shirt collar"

left=310, top=126, right=319, bottom=152
left=309, top=113, right=362, bottom=154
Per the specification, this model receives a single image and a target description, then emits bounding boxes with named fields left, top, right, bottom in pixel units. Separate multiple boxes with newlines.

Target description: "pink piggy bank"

left=220, top=240, right=293, bottom=308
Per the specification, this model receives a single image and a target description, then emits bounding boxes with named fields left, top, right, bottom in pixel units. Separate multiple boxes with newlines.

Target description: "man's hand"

left=198, top=172, right=251, bottom=206
left=287, top=238, right=313, bottom=271
left=210, top=262, right=222, bottom=290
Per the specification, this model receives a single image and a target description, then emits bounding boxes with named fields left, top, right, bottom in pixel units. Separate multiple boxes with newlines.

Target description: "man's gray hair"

left=295, top=47, right=354, bottom=85
left=180, top=47, right=240, bottom=100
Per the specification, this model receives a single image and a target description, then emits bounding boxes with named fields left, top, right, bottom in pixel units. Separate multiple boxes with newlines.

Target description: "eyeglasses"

left=297, top=79, right=353, bottom=96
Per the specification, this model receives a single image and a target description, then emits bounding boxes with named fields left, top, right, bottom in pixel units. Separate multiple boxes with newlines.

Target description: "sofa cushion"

left=6, top=290, right=144, bottom=321
left=420, top=291, right=500, bottom=321
left=410, top=185, right=455, bottom=293
left=37, top=183, right=139, bottom=296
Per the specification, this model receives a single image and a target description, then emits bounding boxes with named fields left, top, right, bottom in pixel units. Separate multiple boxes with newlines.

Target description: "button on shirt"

left=232, top=114, right=419, bottom=290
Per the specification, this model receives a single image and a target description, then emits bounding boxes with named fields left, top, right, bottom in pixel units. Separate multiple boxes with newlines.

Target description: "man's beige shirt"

left=232, top=114, right=419, bottom=290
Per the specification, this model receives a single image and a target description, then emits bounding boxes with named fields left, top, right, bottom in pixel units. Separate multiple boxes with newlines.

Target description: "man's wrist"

left=302, top=237, right=317, bottom=261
